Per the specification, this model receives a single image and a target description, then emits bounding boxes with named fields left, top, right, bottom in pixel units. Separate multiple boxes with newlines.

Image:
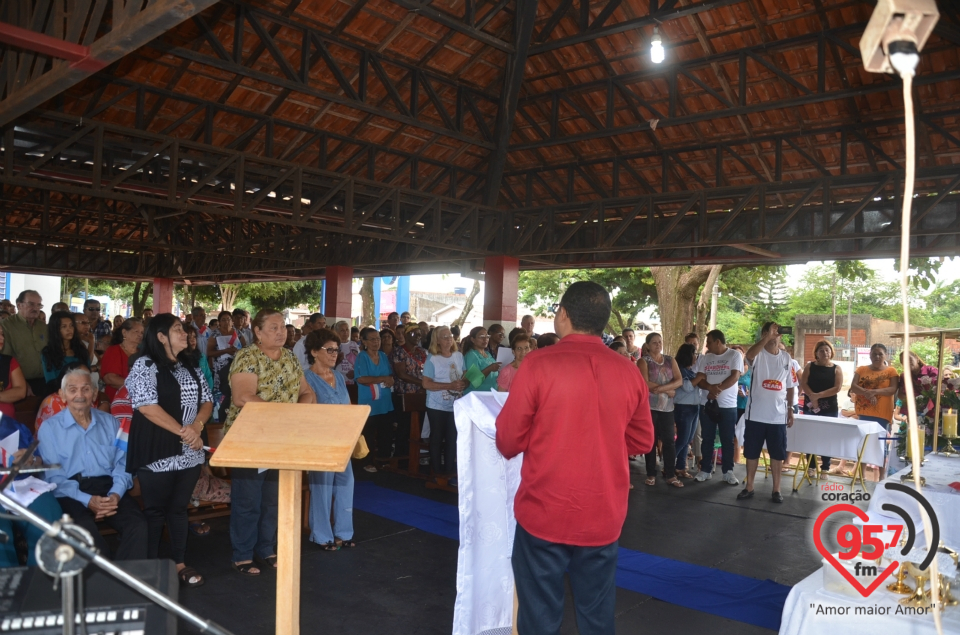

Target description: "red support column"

left=153, top=278, right=174, bottom=315
left=324, top=266, right=354, bottom=324
left=483, top=256, right=519, bottom=329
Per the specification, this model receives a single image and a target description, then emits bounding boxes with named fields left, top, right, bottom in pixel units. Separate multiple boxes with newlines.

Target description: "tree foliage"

left=517, top=268, right=656, bottom=333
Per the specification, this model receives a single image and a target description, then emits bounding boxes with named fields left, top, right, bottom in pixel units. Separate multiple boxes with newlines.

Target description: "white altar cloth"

left=453, top=391, right=521, bottom=635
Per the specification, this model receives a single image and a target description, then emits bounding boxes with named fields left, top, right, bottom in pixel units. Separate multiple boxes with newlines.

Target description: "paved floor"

left=168, top=459, right=869, bottom=635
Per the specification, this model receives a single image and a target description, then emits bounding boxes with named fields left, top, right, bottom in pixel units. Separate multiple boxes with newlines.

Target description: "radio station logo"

left=812, top=482, right=940, bottom=598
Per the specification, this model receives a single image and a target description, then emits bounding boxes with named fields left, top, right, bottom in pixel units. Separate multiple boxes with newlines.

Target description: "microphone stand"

left=0, top=440, right=235, bottom=635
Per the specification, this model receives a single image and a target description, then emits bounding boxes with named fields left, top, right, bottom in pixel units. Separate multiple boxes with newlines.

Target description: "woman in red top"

left=0, top=328, right=26, bottom=417
left=100, top=317, right=144, bottom=402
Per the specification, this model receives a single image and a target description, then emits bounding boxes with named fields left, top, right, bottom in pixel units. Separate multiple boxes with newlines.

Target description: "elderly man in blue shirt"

left=38, top=367, right=147, bottom=560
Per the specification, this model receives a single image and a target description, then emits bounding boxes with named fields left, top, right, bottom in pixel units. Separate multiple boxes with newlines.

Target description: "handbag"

left=353, top=435, right=370, bottom=459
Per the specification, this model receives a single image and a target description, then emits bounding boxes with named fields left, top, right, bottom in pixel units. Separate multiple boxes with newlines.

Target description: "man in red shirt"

left=496, top=281, right=654, bottom=635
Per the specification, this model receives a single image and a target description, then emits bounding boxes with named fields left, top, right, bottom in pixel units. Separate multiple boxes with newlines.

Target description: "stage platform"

left=156, top=459, right=853, bottom=634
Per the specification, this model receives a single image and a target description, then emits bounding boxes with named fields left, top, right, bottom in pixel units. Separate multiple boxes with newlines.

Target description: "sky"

left=408, top=257, right=960, bottom=297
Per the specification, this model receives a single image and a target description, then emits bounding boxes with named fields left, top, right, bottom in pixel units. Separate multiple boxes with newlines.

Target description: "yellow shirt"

left=223, top=345, right=303, bottom=434
left=853, top=365, right=899, bottom=422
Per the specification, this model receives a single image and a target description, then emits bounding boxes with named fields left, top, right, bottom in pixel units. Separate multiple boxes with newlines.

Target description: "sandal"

left=178, top=566, right=205, bottom=587
left=666, top=478, right=684, bottom=488
left=318, top=542, right=339, bottom=551
left=232, top=561, right=260, bottom=576
left=644, top=476, right=656, bottom=486
left=675, top=469, right=692, bottom=479
left=336, top=538, right=357, bottom=548
left=254, top=554, right=278, bottom=569
left=189, top=521, right=211, bottom=536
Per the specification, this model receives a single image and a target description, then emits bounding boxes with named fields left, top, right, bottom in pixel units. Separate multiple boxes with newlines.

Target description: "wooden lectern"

left=210, top=401, right=369, bottom=635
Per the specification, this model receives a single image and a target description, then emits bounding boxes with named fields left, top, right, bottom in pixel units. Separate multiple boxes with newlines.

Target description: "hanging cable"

left=891, top=40, right=942, bottom=634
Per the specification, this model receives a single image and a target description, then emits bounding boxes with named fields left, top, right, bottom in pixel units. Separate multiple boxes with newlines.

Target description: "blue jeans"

left=0, top=492, right=62, bottom=567
left=699, top=405, right=737, bottom=475
left=674, top=404, right=699, bottom=469
left=308, top=463, right=354, bottom=545
left=229, top=468, right=279, bottom=563
left=512, top=523, right=617, bottom=635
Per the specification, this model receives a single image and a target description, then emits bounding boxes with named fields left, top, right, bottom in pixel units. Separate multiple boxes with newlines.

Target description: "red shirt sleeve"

left=495, top=364, right=536, bottom=459
left=9, top=358, right=18, bottom=373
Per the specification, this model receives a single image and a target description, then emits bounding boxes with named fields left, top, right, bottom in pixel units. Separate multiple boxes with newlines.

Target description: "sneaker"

left=722, top=471, right=740, bottom=486
left=363, top=465, right=377, bottom=473
left=736, top=488, right=755, bottom=500
left=448, top=477, right=458, bottom=487
left=694, top=471, right=712, bottom=482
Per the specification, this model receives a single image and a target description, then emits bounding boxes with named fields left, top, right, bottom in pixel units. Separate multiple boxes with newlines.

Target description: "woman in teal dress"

left=462, top=326, right=501, bottom=394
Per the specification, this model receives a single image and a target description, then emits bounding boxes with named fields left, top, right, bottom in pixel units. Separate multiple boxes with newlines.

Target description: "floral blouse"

left=391, top=345, right=426, bottom=394
left=223, top=345, right=304, bottom=434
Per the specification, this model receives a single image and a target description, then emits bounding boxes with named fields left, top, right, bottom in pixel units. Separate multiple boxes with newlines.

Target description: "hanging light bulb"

left=651, top=26, right=665, bottom=64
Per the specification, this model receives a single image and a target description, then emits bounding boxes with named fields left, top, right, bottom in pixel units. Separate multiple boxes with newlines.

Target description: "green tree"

left=239, top=281, right=323, bottom=315
left=518, top=268, right=656, bottom=334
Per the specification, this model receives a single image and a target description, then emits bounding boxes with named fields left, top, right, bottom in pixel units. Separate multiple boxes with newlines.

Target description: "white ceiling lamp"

left=651, top=26, right=665, bottom=64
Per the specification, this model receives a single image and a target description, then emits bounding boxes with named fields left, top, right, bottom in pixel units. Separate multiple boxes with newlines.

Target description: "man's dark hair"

left=387, top=312, right=399, bottom=320
left=705, top=329, right=726, bottom=345
left=558, top=281, right=611, bottom=336
left=307, top=313, right=326, bottom=326
left=191, top=306, right=205, bottom=317
left=81, top=297, right=99, bottom=311
left=684, top=332, right=698, bottom=342
left=761, top=321, right=776, bottom=336
left=622, top=328, right=635, bottom=335
left=232, top=308, right=245, bottom=319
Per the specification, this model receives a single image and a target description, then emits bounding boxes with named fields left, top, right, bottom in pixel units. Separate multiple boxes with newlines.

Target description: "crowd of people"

left=0, top=287, right=912, bottom=588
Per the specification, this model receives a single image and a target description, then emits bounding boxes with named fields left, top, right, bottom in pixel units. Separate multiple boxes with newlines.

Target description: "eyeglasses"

left=86, top=306, right=100, bottom=312
left=23, top=301, right=43, bottom=309
left=440, top=335, right=454, bottom=340
left=514, top=347, right=531, bottom=353
left=476, top=335, right=490, bottom=340
left=316, top=346, right=339, bottom=355
left=365, top=337, right=381, bottom=343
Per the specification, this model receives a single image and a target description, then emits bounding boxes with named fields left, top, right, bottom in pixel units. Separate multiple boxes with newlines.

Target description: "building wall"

left=7, top=274, right=62, bottom=309
left=794, top=314, right=913, bottom=365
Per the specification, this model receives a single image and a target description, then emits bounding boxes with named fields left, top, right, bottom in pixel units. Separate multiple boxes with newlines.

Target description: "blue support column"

left=396, top=276, right=410, bottom=315
left=373, top=277, right=382, bottom=328
left=320, top=280, right=326, bottom=315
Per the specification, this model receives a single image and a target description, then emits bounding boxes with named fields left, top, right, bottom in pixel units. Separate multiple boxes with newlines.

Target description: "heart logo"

left=813, top=503, right=900, bottom=597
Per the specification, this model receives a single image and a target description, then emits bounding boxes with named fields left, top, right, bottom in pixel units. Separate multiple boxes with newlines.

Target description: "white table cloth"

left=736, top=413, right=886, bottom=467
left=867, top=453, right=960, bottom=547
left=779, top=568, right=960, bottom=635
left=453, top=391, right=522, bottom=635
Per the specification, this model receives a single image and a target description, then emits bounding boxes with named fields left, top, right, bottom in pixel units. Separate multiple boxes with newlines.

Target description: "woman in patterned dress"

left=125, top=313, right=212, bottom=587
left=223, top=309, right=315, bottom=576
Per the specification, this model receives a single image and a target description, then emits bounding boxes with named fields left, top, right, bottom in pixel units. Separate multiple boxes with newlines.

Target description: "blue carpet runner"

left=353, top=481, right=790, bottom=631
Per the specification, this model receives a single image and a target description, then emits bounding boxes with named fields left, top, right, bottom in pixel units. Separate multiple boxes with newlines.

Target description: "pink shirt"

left=497, top=363, right=519, bottom=391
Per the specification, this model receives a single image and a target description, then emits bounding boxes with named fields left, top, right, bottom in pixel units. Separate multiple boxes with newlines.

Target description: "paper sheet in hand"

left=216, top=335, right=234, bottom=350
left=0, top=430, right=18, bottom=468
left=3, top=476, right=55, bottom=508
left=496, top=347, right=514, bottom=366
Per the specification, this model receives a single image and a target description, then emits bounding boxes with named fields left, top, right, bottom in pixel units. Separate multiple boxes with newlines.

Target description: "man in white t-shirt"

left=739, top=322, right=797, bottom=503
left=692, top=329, right=743, bottom=485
